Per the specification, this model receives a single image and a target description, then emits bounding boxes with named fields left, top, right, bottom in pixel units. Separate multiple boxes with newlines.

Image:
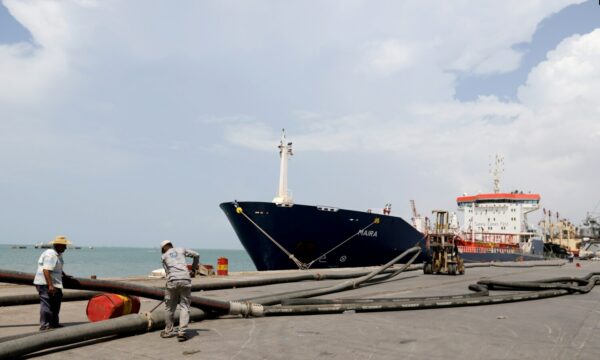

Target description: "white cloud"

left=365, top=39, right=416, bottom=75
left=437, top=0, right=585, bottom=74
left=224, top=23, right=600, bottom=220
left=224, top=122, right=276, bottom=151
left=0, top=0, right=73, bottom=104
left=518, top=29, right=600, bottom=108
left=0, top=0, right=595, bottom=248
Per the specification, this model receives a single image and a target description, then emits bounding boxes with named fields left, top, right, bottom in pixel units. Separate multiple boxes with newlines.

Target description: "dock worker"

left=33, top=235, right=73, bottom=331
left=160, top=240, right=199, bottom=342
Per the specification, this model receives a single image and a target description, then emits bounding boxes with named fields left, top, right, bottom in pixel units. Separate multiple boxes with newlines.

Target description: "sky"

left=0, top=0, right=599, bottom=249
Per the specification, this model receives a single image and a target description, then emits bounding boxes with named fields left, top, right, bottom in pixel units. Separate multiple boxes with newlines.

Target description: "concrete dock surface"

left=1, top=261, right=600, bottom=359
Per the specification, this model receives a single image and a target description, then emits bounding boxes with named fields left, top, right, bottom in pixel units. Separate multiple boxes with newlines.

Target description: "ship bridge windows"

left=473, top=199, right=538, bottom=205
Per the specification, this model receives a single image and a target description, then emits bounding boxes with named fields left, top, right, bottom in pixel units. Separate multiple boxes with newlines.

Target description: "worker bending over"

left=160, top=240, right=199, bottom=342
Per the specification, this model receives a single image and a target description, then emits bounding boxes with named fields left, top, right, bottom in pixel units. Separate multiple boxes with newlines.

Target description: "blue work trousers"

left=36, top=285, right=63, bottom=329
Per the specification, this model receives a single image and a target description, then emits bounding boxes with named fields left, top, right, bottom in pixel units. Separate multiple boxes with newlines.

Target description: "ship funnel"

left=273, top=129, right=293, bottom=205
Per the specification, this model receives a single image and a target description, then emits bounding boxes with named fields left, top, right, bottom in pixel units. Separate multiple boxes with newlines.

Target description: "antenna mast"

left=273, top=129, right=294, bottom=205
left=491, top=154, right=504, bottom=194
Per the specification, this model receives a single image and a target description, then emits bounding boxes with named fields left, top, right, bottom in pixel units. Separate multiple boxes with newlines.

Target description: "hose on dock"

left=281, top=284, right=489, bottom=305
left=0, top=260, right=587, bottom=358
left=0, top=261, right=562, bottom=307
left=0, top=308, right=206, bottom=359
left=238, top=246, right=421, bottom=306
left=275, top=262, right=566, bottom=306
left=189, top=264, right=423, bottom=292
left=0, top=269, right=264, bottom=317
left=262, top=272, right=600, bottom=316
left=0, top=248, right=420, bottom=358
left=0, top=290, right=100, bottom=306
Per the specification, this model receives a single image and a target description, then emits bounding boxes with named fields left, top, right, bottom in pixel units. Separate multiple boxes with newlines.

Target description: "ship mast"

left=273, top=129, right=294, bottom=205
left=491, top=154, right=504, bottom=194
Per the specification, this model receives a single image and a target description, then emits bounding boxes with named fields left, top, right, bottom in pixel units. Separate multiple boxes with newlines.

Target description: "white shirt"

left=33, top=249, right=64, bottom=289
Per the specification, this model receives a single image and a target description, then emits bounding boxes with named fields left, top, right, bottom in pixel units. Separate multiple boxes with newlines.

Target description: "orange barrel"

left=86, top=293, right=141, bottom=322
left=217, top=257, right=228, bottom=276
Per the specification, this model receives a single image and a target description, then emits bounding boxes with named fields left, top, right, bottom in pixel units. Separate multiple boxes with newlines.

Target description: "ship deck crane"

left=410, top=200, right=419, bottom=228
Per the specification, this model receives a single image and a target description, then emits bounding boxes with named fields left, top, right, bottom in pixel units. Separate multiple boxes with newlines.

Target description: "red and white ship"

left=454, top=156, right=544, bottom=262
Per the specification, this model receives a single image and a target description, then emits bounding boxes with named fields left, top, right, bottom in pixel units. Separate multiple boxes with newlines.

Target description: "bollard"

left=217, top=257, right=229, bottom=276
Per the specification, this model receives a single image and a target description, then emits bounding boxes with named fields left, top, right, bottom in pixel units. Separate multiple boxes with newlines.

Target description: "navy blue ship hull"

left=220, top=201, right=427, bottom=271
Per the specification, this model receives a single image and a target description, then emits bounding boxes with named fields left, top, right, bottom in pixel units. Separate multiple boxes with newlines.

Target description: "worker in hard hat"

left=33, top=235, right=72, bottom=331
left=159, top=240, right=199, bottom=342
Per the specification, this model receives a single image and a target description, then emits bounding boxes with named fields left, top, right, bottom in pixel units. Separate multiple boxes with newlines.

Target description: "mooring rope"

left=304, top=219, right=379, bottom=269
left=233, top=203, right=381, bottom=270
left=234, top=204, right=307, bottom=269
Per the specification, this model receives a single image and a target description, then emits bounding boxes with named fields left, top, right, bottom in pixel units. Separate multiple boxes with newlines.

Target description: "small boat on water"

left=34, top=243, right=52, bottom=249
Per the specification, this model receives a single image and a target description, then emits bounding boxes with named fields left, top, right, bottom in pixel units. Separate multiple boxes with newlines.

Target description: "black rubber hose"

left=0, top=269, right=410, bottom=307
left=281, top=285, right=489, bottom=305
left=0, top=308, right=206, bottom=359
left=478, top=272, right=600, bottom=294
left=0, top=258, right=450, bottom=307
left=195, top=260, right=563, bottom=296
left=239, top=247, right=421, bottom=306
left=463, top=261, right=565, bottom=269
left=189, top=263, right=424, bottom=292
left=263, top=288, right=572, bottom=316
left=242, top=265, right=423, bottom=305
left=0, top=290, right=100, bottom=306
left=263, top=274, right=600, bottom=316
left=0, top=269, right=230, bottom=313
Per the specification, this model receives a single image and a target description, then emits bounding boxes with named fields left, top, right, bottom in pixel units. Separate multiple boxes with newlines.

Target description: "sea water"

left=0, top=245, right=256, bottom=278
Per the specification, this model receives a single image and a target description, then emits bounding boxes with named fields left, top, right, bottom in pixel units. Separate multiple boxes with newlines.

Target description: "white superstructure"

left=456, top=155, right=540, bottom=244
left=457, top=192, right=540, bottom=244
